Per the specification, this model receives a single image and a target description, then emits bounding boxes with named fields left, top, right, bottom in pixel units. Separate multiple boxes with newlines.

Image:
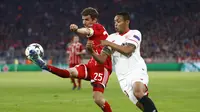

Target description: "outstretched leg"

left=29, top=50, right=78, bottom=78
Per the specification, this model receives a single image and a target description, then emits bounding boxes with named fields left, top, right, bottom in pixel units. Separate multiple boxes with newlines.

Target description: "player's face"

left=82, top=15, right=97, bottom=28
left=73, top=36, right=79, bottom=43
left=114, top=15, right=129, bottom=33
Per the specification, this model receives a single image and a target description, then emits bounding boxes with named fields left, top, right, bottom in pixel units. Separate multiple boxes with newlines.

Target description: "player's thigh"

left=119, top=78, right=138, bottom=104
left=89, top=66, right=111, bottom=93
left=129, top=72, right=149, bottom=95
left=70, top=64, right=90, bottom=80
left=119, top=72, right=149, bottom=104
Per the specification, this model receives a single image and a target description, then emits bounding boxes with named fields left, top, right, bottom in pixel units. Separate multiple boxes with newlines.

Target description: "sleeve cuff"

left=86, top=28, right=94, bottom=38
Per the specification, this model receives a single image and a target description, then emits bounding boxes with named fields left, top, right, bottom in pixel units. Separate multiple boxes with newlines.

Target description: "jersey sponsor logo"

left=133, top=35, right=140, bottom=41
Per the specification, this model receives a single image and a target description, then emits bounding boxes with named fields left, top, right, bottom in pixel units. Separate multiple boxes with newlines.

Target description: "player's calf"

left=46, top=65, right=78, bottom=78
left=92, top=84, right=112, bottom=112
left=93, top=91, right=105, bottom=107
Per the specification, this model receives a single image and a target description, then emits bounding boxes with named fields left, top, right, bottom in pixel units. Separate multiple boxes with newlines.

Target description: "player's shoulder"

left=108, top=33, right=118, bottom=38
left=110, top=32, right=118, bottom=36
left=129, top=29, right=141, bottom=35
left=106, top=33, right=118, bottom=41
left=92, top=23, right=104, bottom=29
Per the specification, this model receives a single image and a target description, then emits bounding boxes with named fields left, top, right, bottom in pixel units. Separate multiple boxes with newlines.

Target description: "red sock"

left=71, top=78, right=76, bottom=87
left=47, top=65, right=70, bottom=78
left=102, top=101, right=112, bottom=112
left=78, top=79, right=81, bottom=88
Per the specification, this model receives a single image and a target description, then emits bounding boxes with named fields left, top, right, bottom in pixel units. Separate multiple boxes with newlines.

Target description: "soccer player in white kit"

left=86, top=12, right=158, bottom=112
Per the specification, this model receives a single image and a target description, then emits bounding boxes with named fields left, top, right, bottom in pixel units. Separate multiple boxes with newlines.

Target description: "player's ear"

left=126, top=20, right=130, bottom=25
left=93, top=18, right=98, bottom=23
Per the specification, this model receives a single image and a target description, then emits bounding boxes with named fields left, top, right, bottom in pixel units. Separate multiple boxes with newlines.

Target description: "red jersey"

left=67, top=42, right=84, bottom=64
left=87, top=23, right=112, bottom=72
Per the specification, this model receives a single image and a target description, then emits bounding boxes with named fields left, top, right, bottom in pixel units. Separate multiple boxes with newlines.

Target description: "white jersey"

left=106, top=30, right=147, bottom=81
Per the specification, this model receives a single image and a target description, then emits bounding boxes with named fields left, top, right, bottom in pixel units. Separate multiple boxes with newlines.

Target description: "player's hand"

left=100, top=40, right=110, bottom=46
left=70, top=24, right=78, bottom=32
left=86, top=40, right=94, bottom=54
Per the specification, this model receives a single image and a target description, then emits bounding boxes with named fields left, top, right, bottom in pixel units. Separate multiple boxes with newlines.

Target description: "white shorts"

left=119, top=71, right=149, bottom=104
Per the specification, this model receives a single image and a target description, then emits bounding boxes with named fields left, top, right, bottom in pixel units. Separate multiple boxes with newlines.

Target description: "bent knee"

left=68, top=68, right=78, bottom=77
left=134, top=91, right=145, bottom=99
left=133, top=82, right=147, bottom=99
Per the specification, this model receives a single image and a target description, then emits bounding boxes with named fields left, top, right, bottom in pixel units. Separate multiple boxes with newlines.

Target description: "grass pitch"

left=0, top=71, right=199, bottom=112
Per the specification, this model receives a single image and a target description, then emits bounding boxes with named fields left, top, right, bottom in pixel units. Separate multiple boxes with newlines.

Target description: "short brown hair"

left=81, top=7, right=99, bottom=20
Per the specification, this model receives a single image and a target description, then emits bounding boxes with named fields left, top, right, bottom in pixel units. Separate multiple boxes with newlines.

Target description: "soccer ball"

left=25, top=43, right=44, bottom=59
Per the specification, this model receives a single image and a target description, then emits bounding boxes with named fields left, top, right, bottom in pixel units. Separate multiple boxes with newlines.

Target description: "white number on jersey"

left=94, top=73, right=103, bottom=81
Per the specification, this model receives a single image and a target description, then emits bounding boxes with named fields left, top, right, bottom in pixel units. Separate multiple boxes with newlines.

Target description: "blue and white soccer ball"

left=25, top=43, right=44, bottom=59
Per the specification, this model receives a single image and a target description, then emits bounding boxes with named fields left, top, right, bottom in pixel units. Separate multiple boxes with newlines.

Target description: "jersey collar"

left=119, top=29, right=130, bottom=36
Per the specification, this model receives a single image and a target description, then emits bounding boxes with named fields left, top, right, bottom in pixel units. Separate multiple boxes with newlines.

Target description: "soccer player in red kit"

left=29, top=7, right=112, bottom=112
left=66, top=35, right=86, bottom=90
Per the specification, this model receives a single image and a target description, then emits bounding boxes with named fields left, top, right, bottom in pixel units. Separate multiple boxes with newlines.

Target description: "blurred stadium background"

left=0, top=0, right=200, bottom=112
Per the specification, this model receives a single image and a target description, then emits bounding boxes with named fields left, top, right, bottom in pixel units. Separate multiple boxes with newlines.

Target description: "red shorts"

left=75, top=64, right=111, bottom=93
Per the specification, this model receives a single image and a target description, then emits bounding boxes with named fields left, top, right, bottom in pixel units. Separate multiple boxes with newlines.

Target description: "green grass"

left=0, top=72, right=199, bottom=112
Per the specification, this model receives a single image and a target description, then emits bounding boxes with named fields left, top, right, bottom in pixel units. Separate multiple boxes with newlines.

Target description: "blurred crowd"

left=0, top=0, right=199, bottom=64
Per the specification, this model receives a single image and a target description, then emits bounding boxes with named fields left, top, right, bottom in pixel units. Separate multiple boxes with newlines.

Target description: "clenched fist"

left=70, top=24, right=78, bottom=32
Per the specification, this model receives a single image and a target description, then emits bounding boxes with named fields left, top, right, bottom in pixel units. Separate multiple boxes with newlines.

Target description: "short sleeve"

left=125, top=30, right=142, bottom=48
left=86, top=28, right=94, bottom=38
left=87, top=24, right=105, bottom=38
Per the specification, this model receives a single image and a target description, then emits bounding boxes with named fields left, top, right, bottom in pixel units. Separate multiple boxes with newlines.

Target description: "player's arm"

left=70, top=24, right=94, bottom=38
left=91, top=51, right=108, bottom=64
left=86, top=40, right=110, bottom=64
left=101, top=40, right=135, bottom=57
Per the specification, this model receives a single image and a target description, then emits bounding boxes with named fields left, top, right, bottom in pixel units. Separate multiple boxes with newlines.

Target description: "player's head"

left=73, top=35, right=79, bottom=43
left=114, top=12, right=130, bottom=34
left=81, top=7, right=99, bottom=28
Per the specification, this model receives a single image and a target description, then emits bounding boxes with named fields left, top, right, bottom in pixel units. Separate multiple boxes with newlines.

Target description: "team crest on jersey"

left=133, top=35, right=140, bottom=41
